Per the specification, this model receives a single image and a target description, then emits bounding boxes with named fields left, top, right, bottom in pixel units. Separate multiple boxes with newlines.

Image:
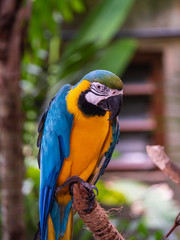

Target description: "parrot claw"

left=86, top=192, right=95, bottom=202
left=83, top=203, right=95, bottom=213
left=83, top=190, right=96, bottom=213
left=90, top=184, right=98, bottom=195
left=55, top=176, right=98, bottom=212
left=78, top=180, right=98, bottom=196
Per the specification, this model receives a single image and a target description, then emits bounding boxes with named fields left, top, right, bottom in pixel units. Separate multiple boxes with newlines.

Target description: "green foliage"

left=96, top=180, right=127, bottom=205
left=52, top=0, right=137, bottom=85
left=112, top=180, right=148, bottom=203
left=126, top=220, right=165, bottom=240
left=91, top=39, right=137, bottom=75
left=22, top=0, right=87, bottom=130
left=74, top=215, right=92, bottom=240
left=66, top=0, right=135, bottom=50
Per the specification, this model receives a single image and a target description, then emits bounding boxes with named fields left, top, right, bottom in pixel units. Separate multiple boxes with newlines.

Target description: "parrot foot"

left=83, top=188, right=96, bottom=213
left=55, top=176, right=98, bottom=212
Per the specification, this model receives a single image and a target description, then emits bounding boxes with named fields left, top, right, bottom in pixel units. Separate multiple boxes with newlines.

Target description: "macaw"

left=36, top=70, right=123, bottom=240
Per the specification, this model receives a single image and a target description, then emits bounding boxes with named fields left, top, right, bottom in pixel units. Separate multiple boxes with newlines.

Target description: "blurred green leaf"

left=26, top=166, right=40, bottom=188
left=49, top=37, right=61, bottom=64
left=59, top=0, right=74, bottom=22
left=91, top=39, right=137, bottom=75
left=70, top=0, right=85, bottom=13
left=137, top=221, right=148, bottom=237
left=111, top=180, right=148, bottom=203
left=66, top=0, right=135, bottom=53
left=154, top=231, right=164, bottom=240
left=96, top=180, right=127, bottom=205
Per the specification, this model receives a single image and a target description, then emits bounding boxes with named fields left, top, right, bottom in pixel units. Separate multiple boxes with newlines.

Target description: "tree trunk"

left=0, top=1, right=31, bottom=240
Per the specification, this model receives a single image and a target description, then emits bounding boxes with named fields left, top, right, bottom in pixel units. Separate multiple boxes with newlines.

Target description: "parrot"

left=35, top=70, right=123, bottom=240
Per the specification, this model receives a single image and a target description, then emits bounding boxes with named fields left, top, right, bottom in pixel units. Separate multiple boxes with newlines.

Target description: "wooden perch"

left=146, top=145, right=180, bottom=185
left=73, top=183, right=125, bottom=240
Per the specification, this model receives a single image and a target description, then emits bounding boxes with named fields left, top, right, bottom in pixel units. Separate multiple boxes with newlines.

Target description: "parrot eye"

left=112, top=90, right=117, bottom=95
left=89, top=82, right=109, bottom=98
left=91, top=82, right=108, bottom=94
left=96, top=84, right=104, bottom=91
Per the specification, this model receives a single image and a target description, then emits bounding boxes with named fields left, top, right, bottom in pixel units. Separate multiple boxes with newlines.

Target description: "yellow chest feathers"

left=65, top=80, right=112, bottom=178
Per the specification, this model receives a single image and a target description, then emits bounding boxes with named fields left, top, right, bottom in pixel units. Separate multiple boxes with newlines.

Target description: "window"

left=109, top=52, right=164, bottom=170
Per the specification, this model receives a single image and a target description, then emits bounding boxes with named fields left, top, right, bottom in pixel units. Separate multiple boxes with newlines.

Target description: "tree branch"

left=146, top=145, right=180, bottom=238
left=73, top=183, right=125, bottom=240
left=146, top=145, right=180, bottom=185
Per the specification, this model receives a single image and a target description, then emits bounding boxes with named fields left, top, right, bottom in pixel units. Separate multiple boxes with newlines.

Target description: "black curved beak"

left=97, top=94, right=123, bottom=121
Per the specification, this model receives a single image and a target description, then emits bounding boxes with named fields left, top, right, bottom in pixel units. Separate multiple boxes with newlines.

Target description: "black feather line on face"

left=78, top=89, right=106, bottom=117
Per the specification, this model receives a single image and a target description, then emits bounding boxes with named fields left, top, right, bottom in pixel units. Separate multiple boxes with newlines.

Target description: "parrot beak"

left=97, top=94, right=123, bottom=120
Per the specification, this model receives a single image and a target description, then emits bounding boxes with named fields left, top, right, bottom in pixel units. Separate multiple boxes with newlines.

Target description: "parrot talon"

left=55, top=176, right=98, bottom=212
left=55, top=175, right=98, bottom=197
left=86, top=192, right=95, bottom=202
left=92, top=185, right=98, bottom=195
left=83, top=191, right=96, bottom=212
left=83, top=196, right=96, bottom=213
left=83, top=203, right=95, bottom=213
left=83, top=184, right=97, bottom=213
left=69, top=183, right=74, bottom=197
left=55, top=176, right=83, bottom=196
left=80, top=181, right=98, bottom=196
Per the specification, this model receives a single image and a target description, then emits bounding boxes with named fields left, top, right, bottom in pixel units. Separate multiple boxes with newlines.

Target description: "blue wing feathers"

left=37, top=96, right=55, bottom=149
left=38, top=84, right=73, bottom=240
left=50, top=199, right=73, bottom=240
left=50, top=200, right=61, bottom=240
left=103, top=120, right=119, bottom=171
left=40, top=186, right=50, bottom=240
left=60, top=200, right=73, bottom=236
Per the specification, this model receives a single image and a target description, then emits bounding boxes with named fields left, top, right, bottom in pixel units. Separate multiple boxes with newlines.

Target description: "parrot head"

left=78, top=70, right=123, bottom=120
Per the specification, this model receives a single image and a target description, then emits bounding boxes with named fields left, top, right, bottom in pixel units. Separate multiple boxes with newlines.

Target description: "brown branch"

left=165, top=213, right=180, bottom=238
left=146, top=145, right=180, bottom=238
left=73, top=183, right=125, bottom=240
left=146, top=145, right=180, bottom=185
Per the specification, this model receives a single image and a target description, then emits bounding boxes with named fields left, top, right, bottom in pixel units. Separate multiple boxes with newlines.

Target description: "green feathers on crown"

left=82, top=70, right=123, bottom=90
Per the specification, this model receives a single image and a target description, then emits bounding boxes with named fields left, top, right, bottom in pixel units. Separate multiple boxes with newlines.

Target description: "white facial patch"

left=109, top=88, right=123, bottom=96
left=85, top=82, right=123, bottom=106
left=85, top=91, right=106, bottom=105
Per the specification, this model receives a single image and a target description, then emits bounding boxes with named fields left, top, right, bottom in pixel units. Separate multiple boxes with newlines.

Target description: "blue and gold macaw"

left=36, top=70, right=123, bottom=240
